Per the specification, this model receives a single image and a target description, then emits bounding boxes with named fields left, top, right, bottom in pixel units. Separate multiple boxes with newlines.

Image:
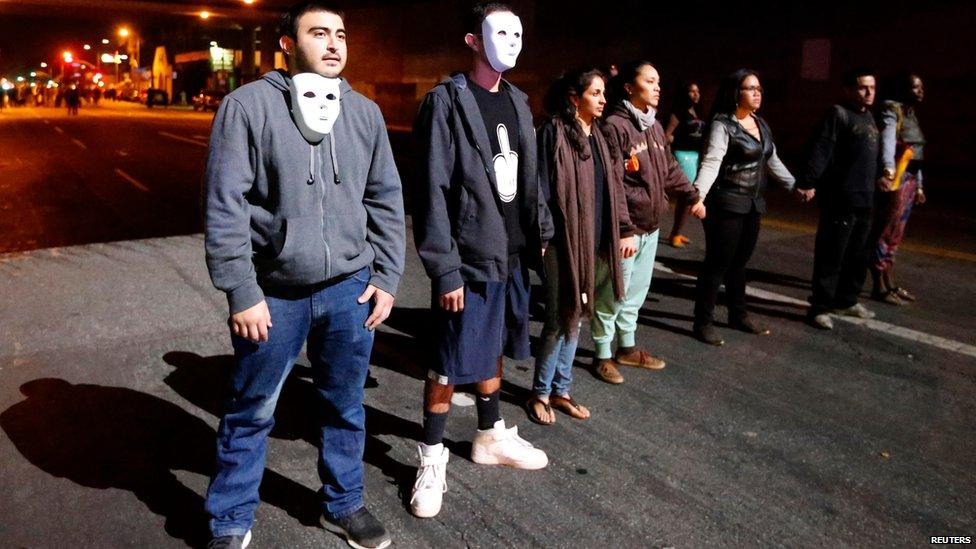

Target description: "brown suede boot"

left=614, top=346, right=666, bottom=370
left=592, top=358, right=624, bottom=384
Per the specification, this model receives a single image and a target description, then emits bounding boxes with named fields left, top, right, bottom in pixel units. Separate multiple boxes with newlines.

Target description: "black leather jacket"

left=701, top=113, right=794, bottom=214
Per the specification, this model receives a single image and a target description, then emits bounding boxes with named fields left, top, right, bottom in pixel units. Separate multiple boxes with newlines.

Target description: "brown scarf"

left=552, top=118, right=625, bottom=332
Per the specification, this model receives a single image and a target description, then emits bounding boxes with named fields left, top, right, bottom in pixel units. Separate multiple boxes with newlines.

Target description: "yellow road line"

left=761, top=218, right=976, bottom=263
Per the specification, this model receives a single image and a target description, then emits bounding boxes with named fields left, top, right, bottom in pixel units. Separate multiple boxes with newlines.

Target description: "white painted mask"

left=289, top=72, right=341, bottom=143
left=481, top=11, right=522, bottom=73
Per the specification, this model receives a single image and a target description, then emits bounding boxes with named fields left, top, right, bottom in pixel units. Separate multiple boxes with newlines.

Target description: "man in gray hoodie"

left=202, top=2, right=403, bottom=548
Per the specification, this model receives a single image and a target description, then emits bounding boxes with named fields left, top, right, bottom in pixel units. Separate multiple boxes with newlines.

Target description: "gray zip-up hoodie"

left=204, top=70, right=405, bottom=314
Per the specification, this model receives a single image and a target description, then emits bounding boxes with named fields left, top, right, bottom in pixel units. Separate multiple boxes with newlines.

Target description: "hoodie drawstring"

left=307, top=144, right=315, bottom=185
left=329, top=133, right=341, bottom=185
left=307, top=137, right=340, bottom=186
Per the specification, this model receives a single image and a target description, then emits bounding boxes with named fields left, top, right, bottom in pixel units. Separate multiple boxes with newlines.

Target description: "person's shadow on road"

left=0, top=377, right=318, bottom=548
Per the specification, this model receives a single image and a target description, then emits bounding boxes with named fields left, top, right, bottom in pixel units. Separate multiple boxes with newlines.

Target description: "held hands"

left=689, top=199, right=707, bottom=219
left=876, top=175, right=895, bottom=192
left=230, top=300, right=273, bottom=343
left=358, top=284, right=395, bottom=330
left=439, top=285, right=465, bottom=313
left=795, top=188, right=816, bottom=203
left=619, top=235, right=638, bottom=259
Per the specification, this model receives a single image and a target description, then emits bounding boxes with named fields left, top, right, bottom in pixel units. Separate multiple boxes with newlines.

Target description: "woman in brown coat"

left=528, top=67, right=636, bottom=425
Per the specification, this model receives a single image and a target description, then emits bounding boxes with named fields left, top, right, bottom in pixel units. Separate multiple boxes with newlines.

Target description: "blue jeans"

left=532, top=248, right=581, bottom=397
left=205, top=269, right=374, bottom=537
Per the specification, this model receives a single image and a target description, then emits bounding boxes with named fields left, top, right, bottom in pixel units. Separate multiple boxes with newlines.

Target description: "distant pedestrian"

left=410, top=1, right=552, bottom=520
left=691, top=69, right=802, bottom=346
left=869, top=72, right=927, bottom=305
left=202, top=2, right=405, bottom=548
left=800, top=67, right=880, bottom=330
left=529, top=67, right=636, bottom=424
left=665, top=81, right=706, bottom=248
left=65, top=85, right=80, bottom=116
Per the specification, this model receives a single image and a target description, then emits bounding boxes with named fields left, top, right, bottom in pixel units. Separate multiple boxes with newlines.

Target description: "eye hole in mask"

left=326, top=94, right=337, bottom=100
left=303, top=91, right=316, bottom=98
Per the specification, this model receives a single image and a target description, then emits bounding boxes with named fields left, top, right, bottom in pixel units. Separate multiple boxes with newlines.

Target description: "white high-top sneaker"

left=409, top=443, right=449, bottom=518
left=470, top=419, right=548, bottom=470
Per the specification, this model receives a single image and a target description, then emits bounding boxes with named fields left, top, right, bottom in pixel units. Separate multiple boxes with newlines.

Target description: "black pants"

left=809, top=206, right=872, bottom=314
left=694, top=208, right=761, bottom=327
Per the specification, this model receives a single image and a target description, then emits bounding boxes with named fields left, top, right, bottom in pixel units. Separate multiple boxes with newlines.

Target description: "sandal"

left=890, top=287, right=916, bottom=302
left=550, top=395, right=590, bottom=420
left=525, top=397, right=555, bottom=425
left=872, top=289, right=904, bottom=305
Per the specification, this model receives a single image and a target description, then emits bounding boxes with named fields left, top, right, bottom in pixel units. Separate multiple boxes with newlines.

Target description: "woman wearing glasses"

left=691, top=69, right=803, bottom=346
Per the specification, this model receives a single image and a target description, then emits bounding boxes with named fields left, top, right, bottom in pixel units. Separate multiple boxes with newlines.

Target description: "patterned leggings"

left=870, top=172, right=919, bottom=273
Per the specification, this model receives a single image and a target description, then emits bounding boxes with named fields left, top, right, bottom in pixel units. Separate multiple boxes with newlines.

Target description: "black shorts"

left=429, top=259, right=531, bottom=385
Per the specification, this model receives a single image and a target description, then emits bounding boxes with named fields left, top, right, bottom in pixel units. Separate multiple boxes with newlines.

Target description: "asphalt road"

left=1, top=101, right=975, bottom=548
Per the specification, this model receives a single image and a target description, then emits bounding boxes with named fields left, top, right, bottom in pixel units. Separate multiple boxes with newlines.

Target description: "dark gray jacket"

left=204, top=70, right=405, bottom=314
left=412, top=73, right=553, bottom=295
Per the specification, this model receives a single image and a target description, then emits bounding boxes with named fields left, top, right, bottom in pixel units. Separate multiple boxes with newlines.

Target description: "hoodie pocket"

left=324, top=208, right=368, bottom=263
left=267, top=215, right=327, bottom=283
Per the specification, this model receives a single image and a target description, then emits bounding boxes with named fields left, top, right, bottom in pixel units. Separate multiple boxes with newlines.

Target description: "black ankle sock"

left=422, top=409, right=448, bottom=446
left=475, top=390, right=501, bottom=430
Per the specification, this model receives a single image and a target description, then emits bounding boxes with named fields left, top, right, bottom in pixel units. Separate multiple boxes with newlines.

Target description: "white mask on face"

left=481, top=11, right=522, bottom=73
left=289, top=72, right=341, bottom=143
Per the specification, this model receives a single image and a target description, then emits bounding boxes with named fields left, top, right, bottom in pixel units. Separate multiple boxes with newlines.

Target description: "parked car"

left=193, top=89, right=226, bottom=111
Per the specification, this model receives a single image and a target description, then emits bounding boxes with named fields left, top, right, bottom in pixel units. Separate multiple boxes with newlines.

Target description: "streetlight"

left=199, top=11, right=211, bottom=19
left=118, top=27, right=129, bottom=38
left=101, top=38, right=110, bottom=45
left=83, top=44, right=91, bottom=50
left=40, top=62, right=48, bottom=68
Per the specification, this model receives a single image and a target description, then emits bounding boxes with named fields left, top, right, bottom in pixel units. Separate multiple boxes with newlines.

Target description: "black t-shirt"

left=672, top=108, right=705, bottom=152
left=589, top=135, right=612, bottom=252
left=803, top=104, right=879, bottom=210
left=468, top=79, right=526, bottom=256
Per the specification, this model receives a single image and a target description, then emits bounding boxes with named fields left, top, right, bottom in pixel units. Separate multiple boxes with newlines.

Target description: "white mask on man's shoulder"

left=288, top=72, right=341, bottom=143
left=481, top=11, right=522, bottom=73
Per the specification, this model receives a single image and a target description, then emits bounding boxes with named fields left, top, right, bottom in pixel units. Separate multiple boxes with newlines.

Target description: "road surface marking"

left=653, top=261, right=976, bottom=359
left=71, top=139, right=87, bottom=150
left=159, top=131, right=208, bottom=148
left=114, top=168, right=149, bottom=192
left=53, top=126, right=64, bottom=134
left=762, top=218, right=976, bottom=263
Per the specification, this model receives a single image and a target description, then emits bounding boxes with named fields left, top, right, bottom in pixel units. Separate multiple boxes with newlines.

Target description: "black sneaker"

left=694, top=324, right=725, bottom=346
left=321, top=507, right=392, bottom=549
left=208, top=531, right=251, bottom=549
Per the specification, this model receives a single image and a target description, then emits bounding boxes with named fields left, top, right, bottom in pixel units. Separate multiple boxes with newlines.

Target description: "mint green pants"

left=590, top=230, right=660, bottom=359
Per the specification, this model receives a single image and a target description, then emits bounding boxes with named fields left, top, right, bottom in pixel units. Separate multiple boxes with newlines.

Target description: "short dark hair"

left=466, top=2, right=516, bottom=35
left=279, top=1, right=345, bottom=39
left=842, top=67, right=874, bottom=88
